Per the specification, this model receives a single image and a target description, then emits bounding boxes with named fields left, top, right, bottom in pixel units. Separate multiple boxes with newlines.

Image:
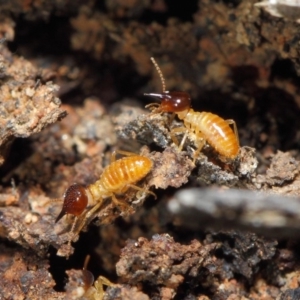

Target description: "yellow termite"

left=145, top=57, right=239, bottom=160
left=55, top=151, right=155, bottom=245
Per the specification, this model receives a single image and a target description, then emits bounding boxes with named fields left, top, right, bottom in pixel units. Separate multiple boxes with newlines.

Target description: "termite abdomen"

left=99, top=156, right=153, bottom=192
left=192, top=112, right=239, bottom=158
left=55, top=183, right=88, bottom=223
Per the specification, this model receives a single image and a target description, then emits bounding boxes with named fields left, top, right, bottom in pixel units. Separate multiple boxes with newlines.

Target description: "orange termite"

left=55, top=151, right=155, bottom=245
left=145, top=57, right=239, bottom=160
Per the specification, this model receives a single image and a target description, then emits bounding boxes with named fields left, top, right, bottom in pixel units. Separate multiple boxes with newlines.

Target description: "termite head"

left=145, top=57, right=191, bottom=115
left=81, top=269, right=94, bottom=290
left=145, top=91, right=191, bottom=113
left=55, top=183, right=88, bottom=223
left=81, top=255, right=94, bottom=291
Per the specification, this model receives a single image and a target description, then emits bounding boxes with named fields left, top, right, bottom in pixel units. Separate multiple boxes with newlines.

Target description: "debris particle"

left=168, top=187, right=300, bottom=238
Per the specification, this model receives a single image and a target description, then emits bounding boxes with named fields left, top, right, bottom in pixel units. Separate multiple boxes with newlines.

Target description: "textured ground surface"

left=1, top=0, right=300, bottom=299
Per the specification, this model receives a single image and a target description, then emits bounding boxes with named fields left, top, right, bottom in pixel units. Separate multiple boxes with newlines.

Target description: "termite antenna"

left=150, top=57, right=166, bottom=93
left=83, top=255, right=91, bottom=270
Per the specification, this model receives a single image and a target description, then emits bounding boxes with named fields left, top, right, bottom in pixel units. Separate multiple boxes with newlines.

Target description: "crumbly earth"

left=1, top=0, right=300, bottom=299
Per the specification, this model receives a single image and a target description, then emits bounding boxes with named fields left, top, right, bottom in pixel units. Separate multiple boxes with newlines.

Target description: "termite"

left=55, top=150, right=155, bottom=245
left=79, top=255, right=115, bottom=300
left=144, top=57, right=239, bottom=160
left=66, top=255, right=115, bottom=299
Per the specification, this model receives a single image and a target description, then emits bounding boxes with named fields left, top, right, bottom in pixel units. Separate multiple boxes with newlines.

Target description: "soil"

left=1, top=0, right=300, bottom=299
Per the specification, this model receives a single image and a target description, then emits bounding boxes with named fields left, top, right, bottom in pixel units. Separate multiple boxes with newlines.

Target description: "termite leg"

left=169, top=126, right=188, bottom=150
left=67, top=216, right=79, bottom=246
left=167, top=113, right=176, bottom=127
left=170, top=127, right=206, bottom=162
left=69, top=199, right=104, bottom=244
left=128, top=184, right=157, bottom=199
left=11, top=178, right=18, bottom=198
left=192, top=138, right=206, bottom=163
left=93, top=275, right=116, bottom=299
left=44, top=197, right=61, bottom=208
left=226, top=119, right=240, bottom=147
left=145, top=102, right=161, bottom=112
left=110, top=185, right=156, bottom=210
left=111, top=194, right=130, bottom=209
left=51, top=198, right=62, bottom=203
left=110, top=151, right=117, bottom=163
left=110, top=150, right=139, bottom=163
left=179, top=131, right=189, bottom=151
